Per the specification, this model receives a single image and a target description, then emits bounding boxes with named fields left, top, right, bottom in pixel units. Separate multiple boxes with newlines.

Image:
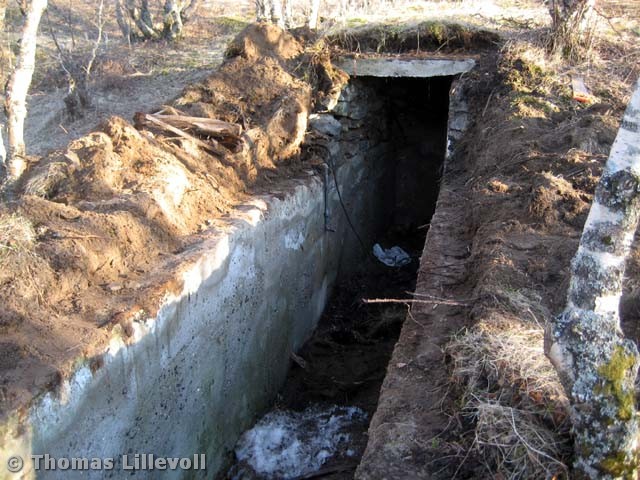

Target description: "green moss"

left=511, top=93, right=560, bottom=116
left=345, top=18, right=367, bottom=27
left=213, top=16, right=250, bottom=35
left=597, top=346, right=636, bottom=421
left=328, top=20, right=498, bottom=54
left=599, top=451, right=638, bottom=478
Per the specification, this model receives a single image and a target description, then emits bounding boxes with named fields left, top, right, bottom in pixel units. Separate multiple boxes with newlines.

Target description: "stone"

left=309, top=114, right=342, bottom=137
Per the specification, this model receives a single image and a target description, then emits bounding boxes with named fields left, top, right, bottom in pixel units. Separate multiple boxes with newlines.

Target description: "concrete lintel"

left=335, top=57, right=475, bottom=78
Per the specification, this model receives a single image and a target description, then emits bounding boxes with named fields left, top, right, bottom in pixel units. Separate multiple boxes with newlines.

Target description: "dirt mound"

left=0, top=23, right=345, bottom=418
left=327, top=20, right=500, bottom=55
left=225, top=22, right=303, bottom=61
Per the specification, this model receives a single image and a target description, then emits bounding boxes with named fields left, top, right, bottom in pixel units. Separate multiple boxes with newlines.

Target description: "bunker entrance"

left=225, top=75, right=453, bottom=479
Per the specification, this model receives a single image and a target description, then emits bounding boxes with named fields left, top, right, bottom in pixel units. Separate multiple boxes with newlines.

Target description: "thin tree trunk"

left=271, top=0, right=285, bottom=28
left=180, top=0, right=198, bottom=22
left=115, top=0, right=133, bottom=41
left=545, top=80, right=640, bottom=479
left=255, top=0, right=268, bottom=21
left=339, top=0, right=347, bottom=20
left=549, top=0, right=596, bottom=58
left=283, top=0, right=292, bottom=28
left=308, top=0, right=320, bottom=29
left=0, top=0, right=6, bottom=31
left=126, top=0, right=156, bottom=39
left=4, top=0, right=47, bottom=185
left=0, top=124, right=6, bottom=175
left=163, top=0, right=183, bottom=40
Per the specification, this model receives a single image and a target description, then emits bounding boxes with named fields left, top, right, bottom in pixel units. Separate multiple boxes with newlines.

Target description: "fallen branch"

left=153, top=114, right=242, bottom=137
left=134, top=112, right=227, bottom=157
left=362, top=297, right=470, bottom=307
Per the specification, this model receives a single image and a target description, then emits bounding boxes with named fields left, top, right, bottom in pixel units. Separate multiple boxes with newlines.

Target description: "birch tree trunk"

left=163, top=0, right=184, bottom=40
left=308, top=0, right=320, bottom=29
left=0, top=124, right=6, bottom=175
left=255, top=0, right=269, bottom=21
left=4, top=0, right=47, bottom=186
left=124, top=0, right=157, bottom=40
left=270, top=0, right=285, bottom=28
left=548, top=0, right=596, bottom=58
left=0, top=0, right=6, bottom=31
left=115, top=0, right=133, bottom=41
left=117, top=0, right=196, bottom=41
left=545, top=80, right=640, bottom=479
left=283, top=0, right=292, bottom=28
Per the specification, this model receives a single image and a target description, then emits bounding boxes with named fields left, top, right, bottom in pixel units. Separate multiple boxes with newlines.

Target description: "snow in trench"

left=231, top=405, right=367, bottom=479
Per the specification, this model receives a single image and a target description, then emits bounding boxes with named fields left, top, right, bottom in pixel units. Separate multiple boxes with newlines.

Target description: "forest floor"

left=1, top=0, right=640, bottom=478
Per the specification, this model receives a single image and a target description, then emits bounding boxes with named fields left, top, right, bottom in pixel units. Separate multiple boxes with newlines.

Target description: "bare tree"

left=548, top=0, right=596, bottom=58
left=307, top=0, right=320, bottom=29
left=255, top=0, right=270, bottom=21
left=270, top=0, right=285, bottom=28
left=545, top=80, right=640, bottom=479
left=0, top=0, right=6, bottom=31
left=0, top=0, right=7, bottom=170
left=115, top=0, right=199, bottom=41
left=47, top=0, right=105, bottom=119
left=255, top=0, right=295, bottom=28
left=3, top=0, right=47, bottom=188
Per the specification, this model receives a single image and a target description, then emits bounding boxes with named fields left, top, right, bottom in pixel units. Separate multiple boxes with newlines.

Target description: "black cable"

left=325, top=156, right=368, bottom=255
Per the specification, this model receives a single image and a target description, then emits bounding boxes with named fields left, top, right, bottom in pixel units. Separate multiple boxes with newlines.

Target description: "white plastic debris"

left=373, top=243, right=411, bottom=267
left=233, top=405, right=366, bottom=480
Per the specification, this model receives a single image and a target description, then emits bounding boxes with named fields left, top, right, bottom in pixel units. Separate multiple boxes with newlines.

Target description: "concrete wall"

left=0, top=86, right=393, bottom=480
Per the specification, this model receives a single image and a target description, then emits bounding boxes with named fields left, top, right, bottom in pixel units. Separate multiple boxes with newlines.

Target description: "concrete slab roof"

left=334, top=57, right=475, bottom=77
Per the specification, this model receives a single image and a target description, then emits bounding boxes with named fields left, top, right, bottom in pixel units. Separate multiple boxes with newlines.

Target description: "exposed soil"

left=356, top=33, right=638, bottom=479
left=1, top=5, right=639, bottom=478
left=0, top=23, right=344, bottom=419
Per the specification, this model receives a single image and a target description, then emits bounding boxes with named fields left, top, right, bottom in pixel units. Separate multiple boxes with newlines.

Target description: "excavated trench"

left=2, top=59, right=474, bottom=480
left=224, top=75, right=453, bottom=479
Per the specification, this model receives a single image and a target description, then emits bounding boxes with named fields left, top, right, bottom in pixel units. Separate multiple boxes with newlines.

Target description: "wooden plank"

left=134, top=112, right=227, bottom=157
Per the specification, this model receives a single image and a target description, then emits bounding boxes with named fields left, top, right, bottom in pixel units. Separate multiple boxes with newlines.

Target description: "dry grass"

left=0, top=213, right=37, bottom=256
left=448, top=316, right=564, bottom=403
left=0, top=213, right=52, bottom=309
left=446, top=309, right=571, bottom=478
left=471, top=400, right=570, bottom=479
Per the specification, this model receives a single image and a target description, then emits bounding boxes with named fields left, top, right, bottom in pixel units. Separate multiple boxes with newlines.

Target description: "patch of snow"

left=233, top=405, right=366, bottom=479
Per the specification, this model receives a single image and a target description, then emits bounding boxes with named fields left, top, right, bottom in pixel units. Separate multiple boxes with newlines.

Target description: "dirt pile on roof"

left=327, top=20, right=500, bottom=55
left=0, top=22, right=345, bottom=418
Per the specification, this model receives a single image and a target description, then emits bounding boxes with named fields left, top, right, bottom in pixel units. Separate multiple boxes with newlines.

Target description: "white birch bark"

left=4, top=0, right=47, bottom=184
left=125, top=0, right=157, bottom=39
left=163, top=0, right=184, bottom=39
left=270, top=0, right=285, bottom=28
left=308, top=0, right=320, bottom=29
left=0, top=124, right=6, bottom=174
left=283, top=0, right=292, bottom=28
left=0, top=0, right=6, bottom=32
left=546, top=79, right=640, bottom=479
left=255, top=0, right=269, bottom=21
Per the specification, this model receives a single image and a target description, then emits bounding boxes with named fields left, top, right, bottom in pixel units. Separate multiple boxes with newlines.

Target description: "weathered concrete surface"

left=446, top=80, right=470, bottom=158
left=0, top=99, right=393, bottom=479
left=335, top=57, right=475, bottom=78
